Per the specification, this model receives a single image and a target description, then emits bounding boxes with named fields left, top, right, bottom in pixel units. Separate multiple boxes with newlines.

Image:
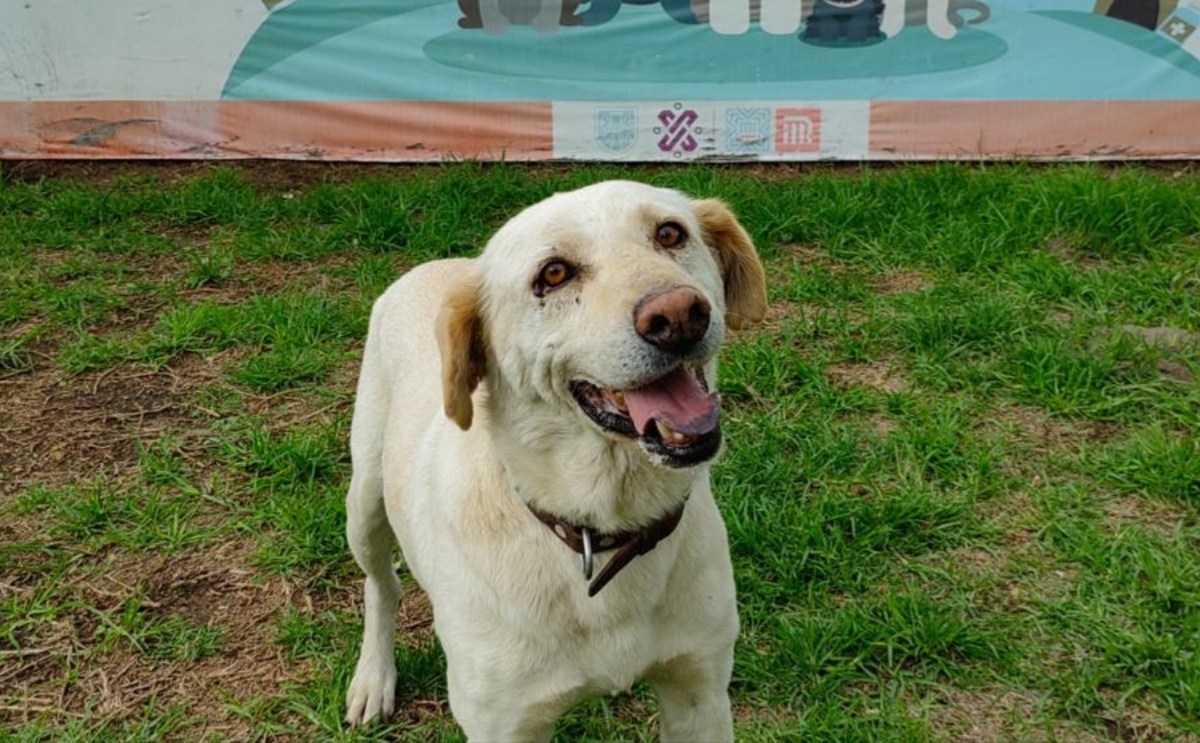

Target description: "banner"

left=1, top=0, right=1199, bottom=160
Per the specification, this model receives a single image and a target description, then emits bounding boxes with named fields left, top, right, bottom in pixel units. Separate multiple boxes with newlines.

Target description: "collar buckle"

left=525, top=496, right=689, bottom=597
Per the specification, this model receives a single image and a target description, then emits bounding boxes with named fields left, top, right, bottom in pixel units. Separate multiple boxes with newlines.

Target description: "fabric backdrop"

left=1, top=0, right=1198, bottom=160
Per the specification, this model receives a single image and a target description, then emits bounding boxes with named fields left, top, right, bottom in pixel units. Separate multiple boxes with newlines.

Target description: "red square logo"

left=774, top=108, right=822, bottom=153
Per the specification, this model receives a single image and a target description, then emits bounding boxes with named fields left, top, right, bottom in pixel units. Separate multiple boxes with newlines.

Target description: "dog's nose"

left=634, top=287, right=711, bottom=355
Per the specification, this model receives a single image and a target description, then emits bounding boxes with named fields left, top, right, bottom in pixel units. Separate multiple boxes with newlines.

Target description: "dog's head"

left=437, top=181, right=766, bottom=469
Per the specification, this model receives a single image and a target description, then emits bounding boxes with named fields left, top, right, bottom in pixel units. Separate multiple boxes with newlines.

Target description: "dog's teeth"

left=610, top=390, right=627, bottom=410
left=654, top=420, right=693, bottom=445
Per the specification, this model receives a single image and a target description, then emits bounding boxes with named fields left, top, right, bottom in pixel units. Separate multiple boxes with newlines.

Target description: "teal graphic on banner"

left=222, top=0, right=1200, bottom=101
left=724, top=107, right=772, bottom=154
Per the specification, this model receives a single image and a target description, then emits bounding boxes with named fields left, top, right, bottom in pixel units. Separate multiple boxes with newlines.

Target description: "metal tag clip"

left=580, top=527, right=594, bottom=580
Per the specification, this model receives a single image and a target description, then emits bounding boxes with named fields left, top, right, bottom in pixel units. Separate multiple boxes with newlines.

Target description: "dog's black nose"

left=634, top=287, right=711, bottom=355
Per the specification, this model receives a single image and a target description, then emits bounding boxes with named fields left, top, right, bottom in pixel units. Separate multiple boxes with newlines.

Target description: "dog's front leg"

left=649, top=651, right=735, bottom=743
left=343, top=473, right=401, bottom=725
left=447, top=663, right=567, bottom=743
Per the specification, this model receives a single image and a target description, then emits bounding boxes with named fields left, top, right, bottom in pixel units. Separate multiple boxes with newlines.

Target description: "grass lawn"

left=1, top=161, right=1198, bottom=742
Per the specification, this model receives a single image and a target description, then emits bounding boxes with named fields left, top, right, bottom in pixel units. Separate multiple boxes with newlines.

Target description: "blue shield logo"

left=596, top=108, right=637, bottom=153
left=724, top=107, right=772, bottom=154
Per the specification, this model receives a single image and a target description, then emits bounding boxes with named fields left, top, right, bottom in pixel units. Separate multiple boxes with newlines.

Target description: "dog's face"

left=438, top=181, right=767, bottom=469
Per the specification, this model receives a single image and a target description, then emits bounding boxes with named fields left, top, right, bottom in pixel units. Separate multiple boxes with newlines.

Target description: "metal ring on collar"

left=580, top=527, right=594, bottom=580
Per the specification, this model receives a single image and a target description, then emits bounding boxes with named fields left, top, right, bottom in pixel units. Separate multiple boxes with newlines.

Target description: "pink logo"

left=775, top=108, right=821, bottom=153
left=656, top=108, right=700, bottom=153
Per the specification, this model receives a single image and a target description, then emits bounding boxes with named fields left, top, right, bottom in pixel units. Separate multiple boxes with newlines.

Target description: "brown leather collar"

left=527, top=499, right=687, bottom=597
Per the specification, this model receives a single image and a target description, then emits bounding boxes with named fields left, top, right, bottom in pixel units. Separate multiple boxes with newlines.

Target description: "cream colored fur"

left=343, top=181, right=766, bottom=742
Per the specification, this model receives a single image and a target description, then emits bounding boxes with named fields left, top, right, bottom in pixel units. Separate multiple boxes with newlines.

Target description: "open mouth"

left=570, top=365, right=722, bottom=468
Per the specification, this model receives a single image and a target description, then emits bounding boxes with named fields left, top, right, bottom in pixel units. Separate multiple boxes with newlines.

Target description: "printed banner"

left=553, top=102, right=870, bottom=160
left=2, top=0, right=1199, bottom=160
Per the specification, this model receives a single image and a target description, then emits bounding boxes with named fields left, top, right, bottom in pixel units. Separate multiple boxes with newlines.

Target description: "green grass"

left=91, top=597, right=225, bottom=662
left=1, top=162, right=1198, bottom=741
left=17, top=479, right=215, bottom=553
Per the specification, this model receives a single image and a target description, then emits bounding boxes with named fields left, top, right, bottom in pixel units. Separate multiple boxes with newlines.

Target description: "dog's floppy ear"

left=694, top=198, right=768, bottom=330
left=436, top=270, right=486, bottom=430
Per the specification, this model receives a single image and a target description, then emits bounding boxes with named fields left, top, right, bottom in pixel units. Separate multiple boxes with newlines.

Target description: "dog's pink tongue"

left=624, top=367, right=719, bottom=436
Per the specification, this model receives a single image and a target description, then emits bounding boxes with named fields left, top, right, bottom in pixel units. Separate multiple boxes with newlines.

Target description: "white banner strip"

left=553, top=101, right=869, bottom=161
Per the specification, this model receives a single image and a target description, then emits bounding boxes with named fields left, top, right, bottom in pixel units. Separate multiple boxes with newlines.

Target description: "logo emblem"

left=725, top=107, right=772, bottom=154
left=775, top=108, right=822, bottom=154
left=655, top=105, right=701, bottom=155
left=595, top=108, right=637, bottom=154
left=1162, top=14, right=1196, bottom=43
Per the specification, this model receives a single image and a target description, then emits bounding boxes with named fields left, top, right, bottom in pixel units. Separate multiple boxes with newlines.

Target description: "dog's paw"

left=929, top=17, right=957, bottom=39
left=345, top=655, right=398, bottom=727
left=482, top=19, right=511, bottom=35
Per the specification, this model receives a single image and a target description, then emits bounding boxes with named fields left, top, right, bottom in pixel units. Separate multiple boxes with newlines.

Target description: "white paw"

left=480, top=15, right=510, bottom=35
left=881, top=15, right=904, bottom=38
left=709, top=2, right=751, bottom=35
left=929, top=18, right=957, bottom=39
left=345, top=655, right=398, bottom=727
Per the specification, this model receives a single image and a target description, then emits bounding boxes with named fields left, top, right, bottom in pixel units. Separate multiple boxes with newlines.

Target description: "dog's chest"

left=533, top=614, right=664, bottom=697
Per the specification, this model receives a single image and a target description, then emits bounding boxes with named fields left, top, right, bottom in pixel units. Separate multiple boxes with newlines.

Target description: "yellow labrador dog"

left=343, top=181, right=767, bottom=742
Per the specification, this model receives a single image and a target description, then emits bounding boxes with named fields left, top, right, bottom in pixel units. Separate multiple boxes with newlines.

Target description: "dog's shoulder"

left=372, top=258, right=476, bottom=326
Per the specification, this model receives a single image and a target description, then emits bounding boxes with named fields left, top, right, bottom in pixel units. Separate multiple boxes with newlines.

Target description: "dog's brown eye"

left=655, top=222, right=687, bottom=249
left=534, top=260, right=575, bottom=296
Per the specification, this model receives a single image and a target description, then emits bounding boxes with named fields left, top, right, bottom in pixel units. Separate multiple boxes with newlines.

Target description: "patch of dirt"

left=925, top=512, right=1079, bottom=609
left=1118, top=325, right=1200, bottom=355
left=825, top=359, right=908, bottom=394
left=872, top=270, right=931, bottom=295
left=975, top=492, right=1042, bottom=550
left=1093, top=692, right=1191, bottom=743
left=177, top=251, right=372, bottom=308
left=1045, top=237, right=1107, bottom=270
left=1116, top=325, right=1199, bottom=384
left=867, top=413, right=898, bottom=437
left=777, top=244, right=853, bottom=287
left=23, top=245, right=186, bottom=279
left=6, top=160, right=1195, bottom=192
left=0, top=297, right=366, bottom=739
left=1047, top=309, right=1075, bottom=327
left=1101, top=495, right=1193, bottom=540
left=9, top=249, right=188, bottom=340
left=751, top=299, right=798, bottom=334
left=984, top=405, right=1120, bottom=453
left=937, top=545, right=1011, bottom=579
left=923, top=687, right=1107, bottom=743
left=781, top=243, right=841, bottom=269
left=2, top=159, right=406, bottom=191
left=0, top=354, right=223, bottom=502
left=396, top=587, right=435, bottom=648
left=1006, top=565, right=1081, bottom=607
left=0, top=537, right=312, bottom=739
left=225, top=357, right=358, bottom=438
